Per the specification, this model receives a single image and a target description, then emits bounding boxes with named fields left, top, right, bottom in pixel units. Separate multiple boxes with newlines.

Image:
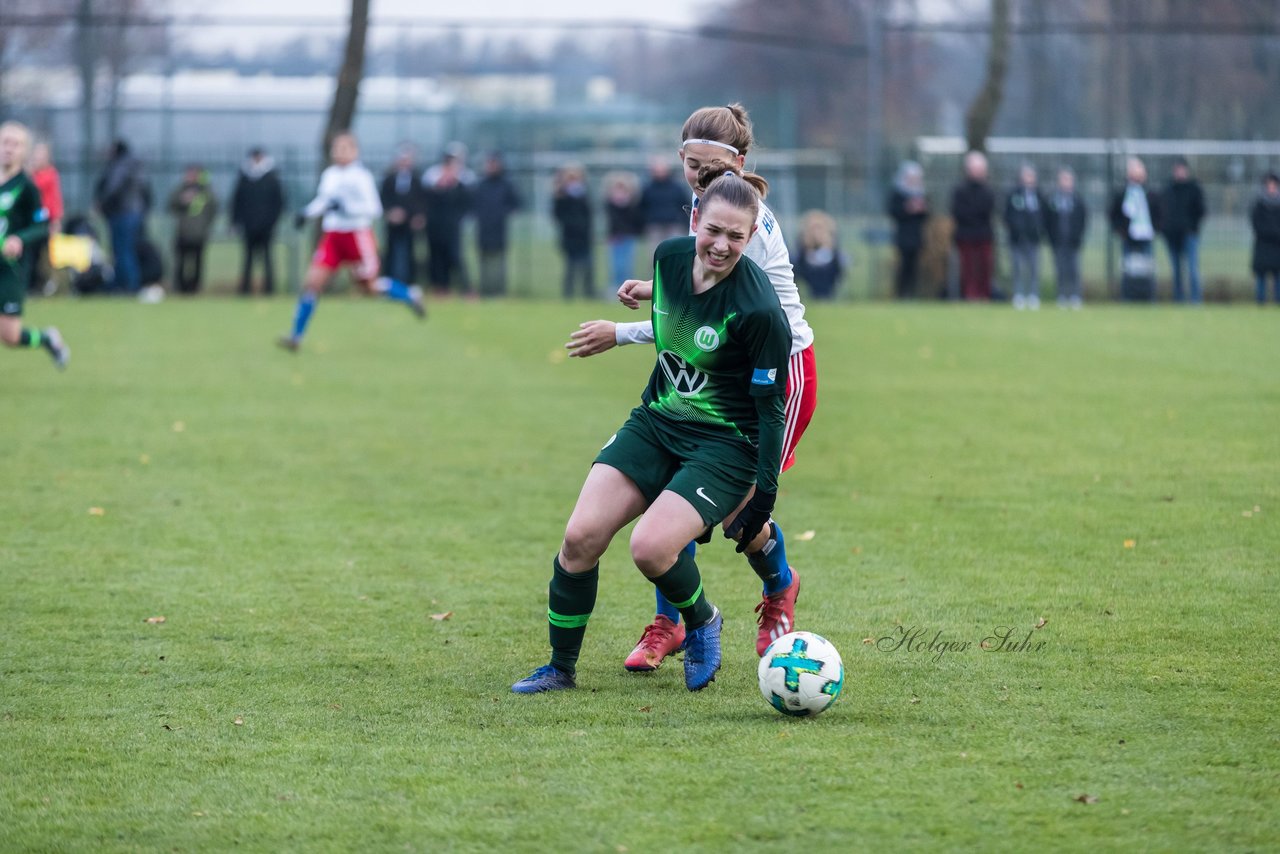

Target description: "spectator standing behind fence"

left=640, top=159, right=689, bottom=245
left=27, top=141, right=63, bottom=295
left=1043, top=167, right=1088, bottom=309
left=166, top=164, right=218, bottom=295
left=791, top=210, right=845, bottom=301
left=950, top=150, right=996, bottom=301
left=422, top=142, right=474, bottom=297
left=886, top=160, right=928, bottom=299
left=93, top=139, right=147, bottom=293
left=380, top=144, right=425, bottom=287
left=604, top=171, right=644, bottom=292
left=1250, top=171, right=1280, bottom=305
left=1160, top=157, right=1207, bottom=304
left=1110, top=157, right=1162, bottom=302
left=1004, top=164, right=1046, bottom=310
left=552, top=164, right=594, bottom=300
left=231, top=147, right=285, bottom=296
left=473, top=152, right=522, bottom=298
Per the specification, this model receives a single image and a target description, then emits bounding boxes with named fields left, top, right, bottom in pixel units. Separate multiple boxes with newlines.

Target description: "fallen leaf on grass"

left=233, top=716, right=244, bottom=726
left=1015, top=781, right=1024, bottom=790
left=1242, top=510, right=1253, bottom=518
left=796, top=530, right=816, bottom=541
left=638, top=706, right=651, bottom=713
left=430, top=611, right=453, bottom=621
left=139, top=454, right=150, bottom=465
left=1074, top=793, right=1099, bottom=804
left=1123, top=539, right=1136, bottom=549
left=144, top=616, right=166, bottom=624
left=862, top=637, right=875, bottom=645
left=1034, top=617, right=1048, bottom=630
left=172, top=421, right=186, bottom=433
left=88, top=507, right=106, bottom=516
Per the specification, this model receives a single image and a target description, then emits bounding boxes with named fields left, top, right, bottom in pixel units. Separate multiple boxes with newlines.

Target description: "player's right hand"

left=566, top=320, right=617, bottom=358
left=617, top=279, right=653, bottom=309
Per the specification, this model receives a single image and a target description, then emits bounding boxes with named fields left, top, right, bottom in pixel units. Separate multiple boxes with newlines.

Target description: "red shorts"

left=312, top=229, right=380, bottom=281
left=781, top=344, right=817, bottom=472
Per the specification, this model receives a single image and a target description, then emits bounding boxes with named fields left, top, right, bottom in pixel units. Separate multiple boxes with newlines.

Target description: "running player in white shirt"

left=567, top=104, right=819, bottom=668
left=278, top=131, right=425, bottom=352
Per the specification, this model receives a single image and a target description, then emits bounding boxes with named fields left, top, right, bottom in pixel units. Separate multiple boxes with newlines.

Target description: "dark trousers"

left=562, top=251, right=594, bottom=300
left=239, top=233, right=275, bottom=295
left=956, top=238, right=994, bottom=300
left=427, top=231, right=468, bottom=292
left=174, top=240, right=206, bottom=294
left=383, top=226, right=416, bottom=284
left=478, top=249, right=509, bottom=297
left=26, top=235, right=50, bottom=293
left=894, top=246, right=920, bottom=298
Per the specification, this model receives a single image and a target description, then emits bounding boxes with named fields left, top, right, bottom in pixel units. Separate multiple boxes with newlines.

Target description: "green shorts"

left=0, top=266, right=26, bottom=317
left=594, top=405, right=757, bottom=527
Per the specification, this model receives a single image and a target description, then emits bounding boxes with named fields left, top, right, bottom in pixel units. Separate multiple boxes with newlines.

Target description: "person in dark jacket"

left=379, top=144, right=425, bottom=287
left=93, top=139, right=148, bottom=293
left=1160, top=157, right=1207, bottom=304
left=1043, top=167, right=1088, bottom=309
left=473, top=152, right=522, bottom=298
left=1109, top=157, right=1162, bottom=301
left=1004, top=163, right=1046, bottom=309
left=950, top=150, right=997, bottom=300
left=421, top=142, right=474, bottom=296
left=1250, top=171, right=1280, bottom=305
left=230, top=147, right=285, bottom=295
left=791, top=209, right=845, bottom=301
left=167, top=164, right=219, bottom=294
left=886, top=160, right=928, bottom=299
left=639, top=159, right=689, bottom=245
left=604, top=171, right=644, bottom=292
left=552, top=164, right=594, bottom=300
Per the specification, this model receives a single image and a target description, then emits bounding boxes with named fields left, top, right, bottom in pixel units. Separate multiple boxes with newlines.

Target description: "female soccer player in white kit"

left=278, top=132, right=425, bottom=351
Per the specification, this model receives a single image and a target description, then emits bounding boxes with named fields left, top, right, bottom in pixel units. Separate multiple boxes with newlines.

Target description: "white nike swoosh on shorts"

left=695, top=487, right=717, bottom=507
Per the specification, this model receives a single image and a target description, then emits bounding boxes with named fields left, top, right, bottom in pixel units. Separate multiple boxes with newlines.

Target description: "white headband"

left=682, top=138, right=741, bottom=156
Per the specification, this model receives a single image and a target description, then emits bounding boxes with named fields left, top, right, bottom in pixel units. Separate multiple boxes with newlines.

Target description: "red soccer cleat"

left=624, top=615, right=686, bottom=672
left=755, top=568, right=800, bottom=656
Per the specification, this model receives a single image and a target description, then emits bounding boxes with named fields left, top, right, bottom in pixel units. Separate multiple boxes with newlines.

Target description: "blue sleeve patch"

left=752, top=367, right=778, bottom=386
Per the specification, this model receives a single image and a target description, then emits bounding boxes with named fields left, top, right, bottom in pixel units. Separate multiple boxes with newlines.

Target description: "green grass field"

left=2, top=297, right=1277, bottom=851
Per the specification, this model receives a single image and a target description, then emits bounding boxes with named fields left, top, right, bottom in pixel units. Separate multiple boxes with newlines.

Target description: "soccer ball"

left=758, top=631, right=843, bottom=717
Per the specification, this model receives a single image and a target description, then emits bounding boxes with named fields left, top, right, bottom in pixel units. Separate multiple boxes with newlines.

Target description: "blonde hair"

left=799, top=210, right=838, bottom=252
left=0, top=120, right=32, bottom=165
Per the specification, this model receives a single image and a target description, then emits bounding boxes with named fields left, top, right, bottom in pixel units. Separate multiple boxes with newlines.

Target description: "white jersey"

left=616, top=196, right=814, bottom=355
left=304, top=161, right=382, bottom=232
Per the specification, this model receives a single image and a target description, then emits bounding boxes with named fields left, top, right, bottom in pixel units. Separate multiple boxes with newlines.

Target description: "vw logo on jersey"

left=658, top=350, right=708, bottom=397
left=0, top=191, right=15, bottom=212
left=693, top=326, right=720, bottom=352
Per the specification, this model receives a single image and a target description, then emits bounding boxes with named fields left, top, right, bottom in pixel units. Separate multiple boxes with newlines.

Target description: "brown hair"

left=682, top=103, right=756, bottom=157
left=695, top=161, right=766, bottom=224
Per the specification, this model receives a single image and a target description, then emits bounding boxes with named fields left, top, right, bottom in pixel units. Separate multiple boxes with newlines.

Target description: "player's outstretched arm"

left=617, top=278, right=653, bottom=309
left=566, top=320, right=617, bottom=358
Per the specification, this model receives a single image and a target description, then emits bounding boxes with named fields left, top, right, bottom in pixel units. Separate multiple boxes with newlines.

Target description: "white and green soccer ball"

left=758, top=631, right=843, bottom=717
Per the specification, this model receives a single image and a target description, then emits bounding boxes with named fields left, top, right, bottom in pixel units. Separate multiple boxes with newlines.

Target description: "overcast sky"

left=170, top=0, right=703, bottom=54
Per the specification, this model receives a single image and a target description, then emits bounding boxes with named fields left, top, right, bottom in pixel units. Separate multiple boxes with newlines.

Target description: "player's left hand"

left=725, top=489, right=775, bottom=553
left=1, top=236, right=22, bottom=259
left=566, top=320, right=617, bottom=358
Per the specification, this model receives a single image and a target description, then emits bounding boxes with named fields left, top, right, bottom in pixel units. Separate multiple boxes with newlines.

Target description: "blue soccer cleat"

left=682, top=607, right=723, bottom=691
left=511, top=664, right=576, bottom=694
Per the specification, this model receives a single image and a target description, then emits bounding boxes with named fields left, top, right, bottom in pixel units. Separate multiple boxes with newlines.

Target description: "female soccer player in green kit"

left=513, top=163, right=791, bottom=693
left=569, top=104, right=816, bottom=668
left=0, top=121, right=67, bottom=368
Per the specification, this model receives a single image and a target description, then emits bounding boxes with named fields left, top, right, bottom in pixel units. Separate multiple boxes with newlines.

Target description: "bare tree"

left=322, top=0, right=370, bottom=164
left=964, top=0, right=1010, bottom=152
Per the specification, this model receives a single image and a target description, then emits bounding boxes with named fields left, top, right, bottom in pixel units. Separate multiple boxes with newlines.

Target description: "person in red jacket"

left=27, top=140, right=63, bottom=295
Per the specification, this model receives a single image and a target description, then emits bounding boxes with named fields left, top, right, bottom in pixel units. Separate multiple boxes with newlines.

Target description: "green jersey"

left=642, top=236, right=792, bottom=493
left=0, top=171, right=48, bottom=286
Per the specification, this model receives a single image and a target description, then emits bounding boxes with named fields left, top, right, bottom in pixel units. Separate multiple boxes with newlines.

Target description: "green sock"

left=19, top=328, right=41, bottom=348
left=547, top=556, right=598, bottom=676
left=649, top=549, right=714, bottom=629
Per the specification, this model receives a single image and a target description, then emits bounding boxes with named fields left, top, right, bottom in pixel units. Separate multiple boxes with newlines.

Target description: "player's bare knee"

left=629, top=535, right=676, bottom=578
left=560, top=523, right=605, bottom=570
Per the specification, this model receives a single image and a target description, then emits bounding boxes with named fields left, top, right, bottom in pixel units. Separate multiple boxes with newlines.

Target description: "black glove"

left=324, top=198, right=345, bottom=215
left=293, top=210, right=308, bottom=229
left=724, top=489, right=775, bottom=553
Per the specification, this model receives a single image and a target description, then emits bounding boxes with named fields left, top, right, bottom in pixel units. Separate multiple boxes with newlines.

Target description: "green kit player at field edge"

left=513, top=163, right=792, bottom=694
left=0, top=121, right=68, bottom=369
